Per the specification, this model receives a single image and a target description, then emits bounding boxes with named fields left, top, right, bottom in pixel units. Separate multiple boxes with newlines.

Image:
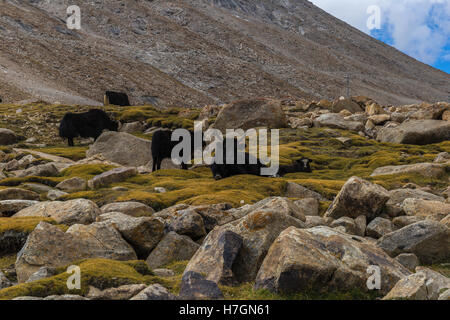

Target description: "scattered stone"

left=354, top=215, right=367, bottom=237
left=56, top=177, right=87, bottom=192
left=86, top=131, right=152, bottom=167
left=377, top=220, right=450, bottom=264
left=101, top=201, right=154, bottom=217
left=325, top=176, right=389, bottom=220
left=146, top=231, right=200, bottom=269
left=13, top=199, right=101, bottom=225
left=119, top=121, right=145, bottom=133
left=0, top=188, right=39, bottom=201
left=43, top=295, right=89, bottom=300
left=395, top=253, right=419, bottom=271
left=154, top=187, right=167, bottom=193
left=17, top=163, right=59, bottom=177
left=0, top=200, right=39, bottom=217
left=0, top=271, right=13, bottom=289
left=285, top=182, right=327, bottom=201
left=88, top=284, right=147, bottom=300
left=331, top=99, right=364, bottom=113
left=152, top=268, right=175, bottom=277
left=26, top=267, right=57, bottom=283
left=255, top=226, right=410, bottom=295
left=0, top=128, right=21, bottom=145
left=15, top=221, right=137, bottom=282
left=377, top=120, right=450, bottom=145
left=210, top=209, right=305, bottom=283
left=392, top=216, right=424, bottom=229
left=179, top=271, right=223, bottom=300
left=304, top=216, right=326, bottom=228
left=88, top=167, right=138, bottom=189
left=212, top=98, right=287, bottom=132
left=434, top=152, right=450, bottom=163
left=366, top=217, right=394, bottom=239
left=98, top=212, right=164, bottom=257
left=371, top=162, right=447, bottom=178
left=130, top=284, right=176, bottom=300
left=184, top=229, right=243, bottom=285
left=402, top=198, right=450, bottom=221
left=22, top=183, right=54, bottom=194
left=385, top=188, right=444, bottom=217
left=330, top=217, right=358, bottom=235
left=441, top=215, right=450, bottom=228
left=46, top=189, right=68, bottom=200
left=169, top=209, right=207, bottom=240
left=293, top=198, right=319, bottom=216
left=313, top=113, right=364, bottom=132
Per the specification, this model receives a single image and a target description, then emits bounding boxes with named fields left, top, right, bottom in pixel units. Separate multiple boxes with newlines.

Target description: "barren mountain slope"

left=0, top=0, right=448, bottom=106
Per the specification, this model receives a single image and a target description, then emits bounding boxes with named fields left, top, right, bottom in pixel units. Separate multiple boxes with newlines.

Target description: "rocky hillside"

left=0, top=0, right=449, bottom=106
left=0, top=97, right=448, bottom=300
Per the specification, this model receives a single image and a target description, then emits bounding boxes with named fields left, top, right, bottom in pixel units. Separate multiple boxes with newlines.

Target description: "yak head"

left=295, top=158, right=313, bottom=173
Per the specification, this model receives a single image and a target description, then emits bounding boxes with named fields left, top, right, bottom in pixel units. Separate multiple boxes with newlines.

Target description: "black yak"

left=104, top=91, right=130, bottom=106
left=59, top=109, right=119, bottom=146
left=151, top=129, right=204, bottom=172
left=209, top=138, right=266, bottom=180
left=277, top=158, right=313, bottom=176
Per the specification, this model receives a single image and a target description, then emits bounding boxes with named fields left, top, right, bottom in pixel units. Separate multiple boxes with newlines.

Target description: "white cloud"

left=309, top=0, right=450, bottom=65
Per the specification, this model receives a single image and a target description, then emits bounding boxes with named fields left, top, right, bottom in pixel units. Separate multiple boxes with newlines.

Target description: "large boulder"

left=209, top=209, right=305, bottom=283
left=383, top=267, right=450, bottom=300
left=86, top=131, right=152, bottom=167
left=0, top=188, right=39, bottom=201
left=179, top=271, right=223, bottom=300
left=285, top=182, right=327, bottom=201
left=366, top=217, right=394, bottom=239
left=98, top=212, right=165, bottom=257
left=0, top=128, right=21, bottom=145
left=313, top=113, right=364, bottom=132
left=254, top=226, right=410, bottom=295
left=212, top=98, right=287, bottom=132
left=56, top=177, right=86, bottom=192
left=168, top=209, right=207, bottom=240
left=385, top=188, right=444, bottom=217
left=15, top=221, right=137, bottom=282
left=17, top=163, right=59, bottom=178
left=324, top=176, right=390, bottom=221
left=331, top=99, right=364, bottom=113
left=88, top=167, right=138, bottom=189
left=101, top=201, right=155, bottom=217
left=184, top=229, right=243, bottom=285
left=377, top=220, right=450, bottom=264
left=377, top=120, right=450, bottom=145
left=13, top=199, right=101, bottom=225
left=402, top=198, right=450, bottom=222
left=371, top=162, right=447, bottom=178
left=0, top=200, right=39, bottom=217
left=145, top=231, right=200, bottom=269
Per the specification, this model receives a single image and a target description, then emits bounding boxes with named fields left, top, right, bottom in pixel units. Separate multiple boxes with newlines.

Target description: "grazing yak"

left=151, top=129, right=204, bottom=172
left=59, top=109, right=119, bottom=146
left=277, top=158, right=313, bottom=176
left=104, top=91, right=130, bottom=106
left=210, top=138, right=266, bottom=180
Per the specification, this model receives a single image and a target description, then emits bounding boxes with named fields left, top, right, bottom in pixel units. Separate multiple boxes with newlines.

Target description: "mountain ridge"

left=0, top=0, right=448, bottom=107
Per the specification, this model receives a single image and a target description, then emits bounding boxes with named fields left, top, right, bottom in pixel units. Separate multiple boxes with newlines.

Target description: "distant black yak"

left=59, top=109, right=119, bottom=146
left=151, top=129, right=204, bottom=172
left=277, top=158, right=313, bottom=176
left=104, top=91, right=130, bottom=106
left=209, top=138, right=266, bottom=180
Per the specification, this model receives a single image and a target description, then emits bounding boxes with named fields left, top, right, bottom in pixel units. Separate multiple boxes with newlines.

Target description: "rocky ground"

left=0, top=96, right=449, bottom=300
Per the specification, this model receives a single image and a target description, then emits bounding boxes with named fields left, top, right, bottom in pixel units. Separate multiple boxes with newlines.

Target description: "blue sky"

left=310, top=0, right=450, bottom=74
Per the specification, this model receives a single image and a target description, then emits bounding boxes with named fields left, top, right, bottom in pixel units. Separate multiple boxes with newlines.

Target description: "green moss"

left=0, top=259, right=178, bottom=300
left=0, top=176, right=60, bottom=188
left=32, top=147, right=89, bottom=161
left=0, top=254, right=16, bottom=270
left=60, top=164, right=116, bottom=180
left=0, top=217, right=57, bottom=234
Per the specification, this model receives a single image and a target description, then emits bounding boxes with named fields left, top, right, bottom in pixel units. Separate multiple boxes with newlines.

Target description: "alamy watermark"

left=171, top=121, right=280, bottom=176
left=67, top=5, right=81, bottom=30
left=366, top=265, right=381, bottom=290
left=66, top=265, right=81, bottom=290
left=367, top=5, right=381, bottom=30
